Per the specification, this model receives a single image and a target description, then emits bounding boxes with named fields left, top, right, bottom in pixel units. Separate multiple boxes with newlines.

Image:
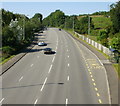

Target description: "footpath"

left=67, top=31, right=119, bottom=105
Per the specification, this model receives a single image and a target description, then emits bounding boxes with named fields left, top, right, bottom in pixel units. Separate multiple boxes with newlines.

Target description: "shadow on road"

left=1, top=82, right=64, bottom=90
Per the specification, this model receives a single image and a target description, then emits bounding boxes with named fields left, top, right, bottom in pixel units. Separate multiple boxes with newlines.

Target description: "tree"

left=110, top=1, right=120, bottom=33
left=109, top=37, right=120, bottom=50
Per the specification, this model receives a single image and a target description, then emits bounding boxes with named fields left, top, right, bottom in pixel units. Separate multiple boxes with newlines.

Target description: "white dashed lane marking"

left=0, top=98, right=4, bottom=104
left=31, top=64, right=33, bottom=67
left=40, top=77, right=47, bottom=91
left=48, top=65, right=53, bottom=73
left=34, top=98, right=38, bottom=104
left=68, top=63, right=70, bottom=67
left=19, top=76, right=23, bottom=82
left=67, top=76, right=70, bottom=81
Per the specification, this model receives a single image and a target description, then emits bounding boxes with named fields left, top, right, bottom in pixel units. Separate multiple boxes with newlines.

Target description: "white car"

left=38, top=42, right=47, bottom=46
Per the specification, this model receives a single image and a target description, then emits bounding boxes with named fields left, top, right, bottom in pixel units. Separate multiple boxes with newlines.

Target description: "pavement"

left=0, top=28, right=119, bottom=105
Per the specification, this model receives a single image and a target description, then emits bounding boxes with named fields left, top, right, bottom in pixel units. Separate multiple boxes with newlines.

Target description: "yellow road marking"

left=95, top=87, right=98, bottom=91
left=90, top=75, right=93, bottom=78
left=93, top=83, right=96, bottom=86
left=89, top=72, right=92, bottom=75
left=97, top=93, right=100, bottom=97
left=88, top=69, right=91, bottom=71
left=98, top=99, right=102, bottom=104
left=92, top=78, right=95, bottom=81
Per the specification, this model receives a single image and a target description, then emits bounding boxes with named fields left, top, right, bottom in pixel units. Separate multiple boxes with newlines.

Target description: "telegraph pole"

left=88, top=14, right=90, bottom=36
left=73, top=16, right=74, bottom=33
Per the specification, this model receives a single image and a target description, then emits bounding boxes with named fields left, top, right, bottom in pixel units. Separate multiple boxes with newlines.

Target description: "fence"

left=74, top=32, right=112, bottom=56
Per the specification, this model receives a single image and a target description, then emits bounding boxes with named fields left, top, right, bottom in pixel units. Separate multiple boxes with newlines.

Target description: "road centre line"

left=48, top=65, right=53, bottom=73
left=67, top=76, right=70, bottom=81
left=40, top=77, right=47, bottom=91
left=66, top=98, right=68, bottom=105
left=34, top=99, right=38, bottom=104
left=0, top=98, right=4, bottom=104
left=31, top=64, right=33, bottom=67
left=19, top=76, right=23, bottom=82
left=68, top=63, right=70, bottom=67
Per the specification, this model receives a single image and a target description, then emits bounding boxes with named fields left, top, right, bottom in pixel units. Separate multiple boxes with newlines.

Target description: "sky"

left=1, top=1, right=117, bottom=18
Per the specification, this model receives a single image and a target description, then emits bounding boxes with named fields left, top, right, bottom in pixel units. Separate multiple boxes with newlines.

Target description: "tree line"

left=1, top=9, right=44, bottom=61
left=43, top=1, right=120, bottom=50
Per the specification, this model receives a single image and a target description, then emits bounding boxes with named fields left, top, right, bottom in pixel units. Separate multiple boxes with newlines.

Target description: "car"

left=44, top=48, right=52, bottom=54
left=38, top=41, right=47, bottom=46
left=59, top=28, right=61, bottom=31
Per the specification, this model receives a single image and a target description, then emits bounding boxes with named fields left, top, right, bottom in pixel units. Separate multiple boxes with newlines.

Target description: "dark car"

left=59, top=28, right=61, bottom=31
left=44, top=48, right=52, bottom=54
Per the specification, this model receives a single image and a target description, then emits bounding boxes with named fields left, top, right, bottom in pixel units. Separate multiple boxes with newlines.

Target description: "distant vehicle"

left=44, top=48, right=52, bottom=54
left=38, top=41, right=47, bottom=46
left=59, top=28, right=61, bottom=31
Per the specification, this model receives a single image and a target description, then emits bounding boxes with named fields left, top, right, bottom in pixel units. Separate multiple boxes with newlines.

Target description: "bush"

left=2, top=46, right=15, bottom=55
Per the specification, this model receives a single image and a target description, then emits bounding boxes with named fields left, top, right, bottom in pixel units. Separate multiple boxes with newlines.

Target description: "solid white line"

left=66, top=98, right=68, bottom=105
left=67, top=76, right=69, bottom=81
left=34, top=99, right=38, bottom=104
left=19, top=76, right=23, bottom=82
left=52, top=56, right=55, bottom=63
left=0, top=98, right=4, bottom=104
left=40, top=77, right=47, bottom=91
left=48, top=65, right=52, bottom=73
left=31, top=64, right=33, bottom=67
left=68, top=63, right=70, bottom=67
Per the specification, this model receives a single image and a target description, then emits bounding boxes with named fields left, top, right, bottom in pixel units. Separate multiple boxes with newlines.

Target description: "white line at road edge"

left=19, top=76, right=23, bottom=82
left=66, top=98, right=68, bottom=106
left=40, top=77, right=47, bottom=91
left=71, top=35, right=111, bottom=104
left=34, top=99, right=38, bottom=104
left=0, top=98, right=4, bottom=104
left=48, top=65, right=53, bottom=73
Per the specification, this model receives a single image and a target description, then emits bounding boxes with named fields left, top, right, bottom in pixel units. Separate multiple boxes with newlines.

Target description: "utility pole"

left=88, top=14, right=90, bottom=36
left=73, top=16, right=74, bottom=33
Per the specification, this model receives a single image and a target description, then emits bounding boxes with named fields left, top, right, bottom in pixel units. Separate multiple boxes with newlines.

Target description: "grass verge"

left=0, top=55, right=15, bottom=65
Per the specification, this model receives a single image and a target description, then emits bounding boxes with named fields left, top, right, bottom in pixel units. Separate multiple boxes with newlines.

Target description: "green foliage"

left=43, top=10, right=65, bottom=27
left=75, top=16, right=94, bottom=34
left=109, top=35, right=120, bottom=50
left=92, top=17, right=112, bottom=29
left=2, top=46, right=15, bottom=56
left=110, top=1, right=120, bottom=33
left=2, top=9, right=44, bottom=62
left=97, top=29, right=109, bottom=47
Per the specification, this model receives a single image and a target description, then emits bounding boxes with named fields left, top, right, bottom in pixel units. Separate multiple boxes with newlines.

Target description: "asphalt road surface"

left=1, top=28, right=111, bottom=104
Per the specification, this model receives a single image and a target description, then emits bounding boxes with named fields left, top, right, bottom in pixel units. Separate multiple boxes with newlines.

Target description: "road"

left=1, top=28, right=110, bottom=104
